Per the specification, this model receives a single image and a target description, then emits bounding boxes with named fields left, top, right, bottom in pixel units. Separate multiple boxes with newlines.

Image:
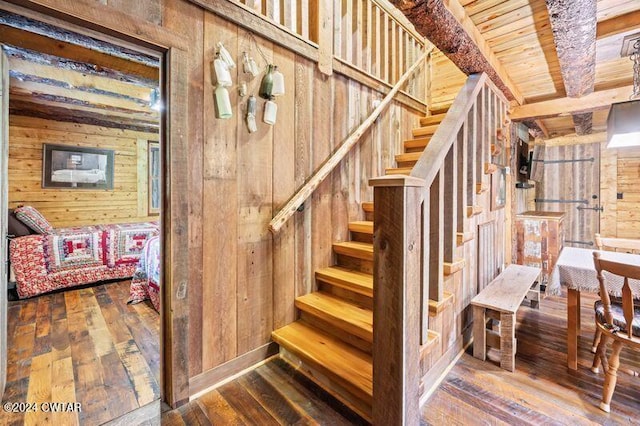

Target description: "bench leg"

left=473, top=305, right=486, bottom=361
left=500, top=312, right=516, bottom=372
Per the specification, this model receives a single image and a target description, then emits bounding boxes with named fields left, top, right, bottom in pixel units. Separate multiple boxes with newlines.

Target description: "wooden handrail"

left=269, top=51, right=429, bottom=234
left=409, top=73, right=488, bottom=187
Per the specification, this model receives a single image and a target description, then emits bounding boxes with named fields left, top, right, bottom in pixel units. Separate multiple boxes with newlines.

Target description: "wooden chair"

left=591, top=234, right=640, bottom=352
left=590, top=252, right=640, bottom=413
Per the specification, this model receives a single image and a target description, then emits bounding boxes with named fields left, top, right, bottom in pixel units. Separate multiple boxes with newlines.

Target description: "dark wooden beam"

left=10, top=99, right=159, bottom=133
left=0, top=24, right=159, bottom=83
left=545, top=0, right=597, bottom=134
left=389, top=0, right=523, bottom=104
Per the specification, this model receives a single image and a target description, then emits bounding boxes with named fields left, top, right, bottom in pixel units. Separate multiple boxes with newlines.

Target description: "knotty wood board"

left=8, top=116, right=158, bottom=227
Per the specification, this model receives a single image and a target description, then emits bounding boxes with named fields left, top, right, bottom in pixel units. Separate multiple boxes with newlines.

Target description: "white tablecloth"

left=547, top=247, right=640, bottom=297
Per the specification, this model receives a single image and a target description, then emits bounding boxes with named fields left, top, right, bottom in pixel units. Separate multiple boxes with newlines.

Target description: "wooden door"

left=535, top=143, right=600, bottom=248
left=0, top=48, right=8, bottom=400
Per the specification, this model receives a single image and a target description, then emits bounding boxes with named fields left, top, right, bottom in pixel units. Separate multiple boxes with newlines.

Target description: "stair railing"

left=269, top=50, right=428, bottom=234
left=369, top=72, right=509, bottom=424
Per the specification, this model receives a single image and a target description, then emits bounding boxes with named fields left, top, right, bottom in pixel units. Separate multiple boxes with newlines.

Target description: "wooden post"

left=370, top=175, right=424, bottom=426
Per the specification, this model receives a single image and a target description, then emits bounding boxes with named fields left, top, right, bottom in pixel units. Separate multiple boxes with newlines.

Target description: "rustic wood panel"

left=8, top=116, right=158, bottom=227
left=535, top=143, right=600, bottom=246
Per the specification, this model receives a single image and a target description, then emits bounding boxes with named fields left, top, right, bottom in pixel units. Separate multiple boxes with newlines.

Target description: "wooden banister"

left=369, top=72, right=510, bottom=424
left=409, top=73, right=488, bottom=185
left=269, top=51, right=428, bottom=234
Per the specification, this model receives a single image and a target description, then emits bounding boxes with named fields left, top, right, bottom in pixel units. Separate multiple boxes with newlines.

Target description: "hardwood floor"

left=423, top=289, right=640, bottom=425
left=165, top=288, right=639, bottom=425
left=1, top=280, right=160, bottom=426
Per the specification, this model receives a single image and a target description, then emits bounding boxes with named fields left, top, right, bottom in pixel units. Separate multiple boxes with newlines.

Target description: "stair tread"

left=403, top=138, right=431, bottom=150
left=385, top=167, right=412, bottom=175
left=429, top=103, right=451, bottom=114
left=395, top=152, right=422, bottom=162
left=333, top=241, right=374, bottom=261
left=361, top=202, right=374, bottom=212
left=296, top=292, right=372, bottom=342
left=272, top=322, right=373, bottom=398
left=349, top=221, right=373, bottom=235
left=316, top=266, right=373, bottom=296
left=419, top=113, right=446, bottom=126
left=412, top=124, right=439, bottom=137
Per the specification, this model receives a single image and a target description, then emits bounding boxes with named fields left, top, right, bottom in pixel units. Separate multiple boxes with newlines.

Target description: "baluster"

left=467, top=101, right=477, bottom=214
left=382, top=13, right=389, bottom=82
left=371, top=5, right=379, bottom=78
left=282, top=0, right=297, bottom=32
left=443, top=143, right=457, bottom=263
left=390, top=20, right=397, bottom=83
left=364, top=0, right=372, bottom=75
left=298, top=0, right=309, bottom=39
left=457, top=125, right=468, bottom=233
left=343, top=0, right=353, bottom=62
left=332, top=0, right=341, bottom=55
left=352, top=0, right=361, bottom=69
left=429, top=168, right=444, bottom=302
left=265, top=0, right=280, bottom=24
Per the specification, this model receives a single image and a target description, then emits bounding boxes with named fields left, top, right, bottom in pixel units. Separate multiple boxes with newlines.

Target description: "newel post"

left=370, top=175, right=425, bottom=425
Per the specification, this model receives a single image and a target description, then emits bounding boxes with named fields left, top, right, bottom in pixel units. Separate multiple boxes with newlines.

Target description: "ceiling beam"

left=545, top=0, right=597, bottom=134
left=532, top=132, right=606, bottom=147
left=390, top=0, right=524, bottom=104
left=509, top=85, right=633, bottom=121
left=0, top=24, right=159, bottom=83
left=596, top=9, right=640, bottom=39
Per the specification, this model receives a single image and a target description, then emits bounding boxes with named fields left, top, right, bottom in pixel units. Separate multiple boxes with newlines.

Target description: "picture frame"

left=42, top=144, right=114, bottom=189
left=491, top=166, right=506, bottom=211
left=148, top=142, right=161, bottom=215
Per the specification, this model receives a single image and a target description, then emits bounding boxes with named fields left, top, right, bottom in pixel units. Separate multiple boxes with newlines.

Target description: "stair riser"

left=364, top=212, right=374, bottom=222
left=336, top=254, right=373, bottom=274
left=299, top=314, right=372, bottom=354
left=396, top=160, right=417, bottom=168
left=350, top=231, right=373, bottom=244
left=318, top=282, right=373, bottom=309
left=279, top=348, right=372, bottom=422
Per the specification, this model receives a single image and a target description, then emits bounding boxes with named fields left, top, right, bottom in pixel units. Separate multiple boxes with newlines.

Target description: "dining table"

left=547, top=246, right=640, bottom=370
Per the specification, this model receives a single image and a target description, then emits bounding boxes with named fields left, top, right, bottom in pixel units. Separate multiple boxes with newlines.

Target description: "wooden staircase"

left=271, top=104, right=471, bottom=421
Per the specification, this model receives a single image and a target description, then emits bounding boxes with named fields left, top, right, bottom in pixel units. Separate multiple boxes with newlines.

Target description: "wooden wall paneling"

left=599, top=141, right=617, bottom=237
left=358, top=86, right=373, bottom=204
left=103, top=0, right=163, bottom=25
left=236, top=32, right=274, bottom=355
left=309, top=69, right=334, bottom=287
left=272, top=44, right=297, bottom=328
left=136, top=138, right=149, bottom=217
left=615, top=149, right=640, bottom=238
left=294, top=55, right=314, bottom=298
left=331, top=74, right=351, bottom=242
left=201, top=12, right=238, bottom=371
left=8, top=118, right=158, bottom=227
left=347, top=80, right=362, bottom=213
left=163, top=0, right=205, bottom=378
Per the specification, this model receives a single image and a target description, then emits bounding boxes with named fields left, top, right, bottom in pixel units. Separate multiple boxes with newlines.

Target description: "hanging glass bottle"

left=242, top=52, right=259, bottom=77
left=246, top=95, right=258, bottom=133
left=215, top=85, right=233, bottom=119
left=213, top=53, right=232, bottom=87
left=263, top=97, right=277, bottom=125
left=271, top=66, right=285, bottom=97
left=259, top=64, right=274, bottom=99
left=217, top=42, right=236, bottom=69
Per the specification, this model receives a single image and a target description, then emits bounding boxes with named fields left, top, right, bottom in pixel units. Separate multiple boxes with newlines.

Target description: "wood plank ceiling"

left=457, top=0, right=640, bottom=138
left=0, top=11, right=160, bottom=133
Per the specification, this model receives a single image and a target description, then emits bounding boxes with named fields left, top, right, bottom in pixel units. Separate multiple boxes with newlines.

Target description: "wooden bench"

left=471, top=264, right=541, bottom=371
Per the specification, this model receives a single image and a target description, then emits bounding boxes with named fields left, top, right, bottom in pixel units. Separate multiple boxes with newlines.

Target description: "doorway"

left=0, top=8, right=166, bottom=424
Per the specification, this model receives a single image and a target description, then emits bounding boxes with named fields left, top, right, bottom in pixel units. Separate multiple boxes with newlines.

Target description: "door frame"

left=0, top=0, right=191, bottom=407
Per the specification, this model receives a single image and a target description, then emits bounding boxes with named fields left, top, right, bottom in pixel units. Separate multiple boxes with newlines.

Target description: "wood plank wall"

left=600, top=144, right=640, bottom=239
left=535, top=143, right=600, bottom=247
left=145, top=1, right=421, bottom=392
left=7, top=0, right=424, bottom=397
left=430, top=49, right=465, bottom=109
left=8, top=115, right=159, bottom=228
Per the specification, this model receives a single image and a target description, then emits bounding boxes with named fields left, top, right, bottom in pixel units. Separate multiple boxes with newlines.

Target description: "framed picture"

left=148, top=142, right=160, bottom=215
left=491, top=166, right=506, bottom=211
left=42, top=144, right=114, bottom=189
